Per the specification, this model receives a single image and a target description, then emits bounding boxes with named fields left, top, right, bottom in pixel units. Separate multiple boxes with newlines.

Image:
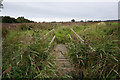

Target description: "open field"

left=2, top=22, right=120, bottom=79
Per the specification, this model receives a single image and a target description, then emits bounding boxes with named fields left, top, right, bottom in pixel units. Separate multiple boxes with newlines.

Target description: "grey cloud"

left=2, top=2, right=118, bottom=21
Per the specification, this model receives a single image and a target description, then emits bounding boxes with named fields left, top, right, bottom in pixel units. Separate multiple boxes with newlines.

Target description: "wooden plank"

left=69, top=34, right=72, bottom=40
left=89, top=45, right=95, bottom=52
left=70, top=28, right=95, bottom=52
left=45, top=35, right=56, bottom=51
left=54, top=59, right=69, bottom=61
left=49, top=35, right=56, bottom=46
left=40, top=29, right=54, bottom=40
left=70, top=28, right=84, bottom=44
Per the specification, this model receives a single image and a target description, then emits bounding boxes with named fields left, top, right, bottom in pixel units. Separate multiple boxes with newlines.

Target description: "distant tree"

left=51, top=21, right=56, bottom=23
left=2, top=16, right=34, bottom=23
left=2, top=16, right=17, bottom=23
left=87, top=20, right=93, bottom=22
left=98, top=20, right=101, bottom=22
left=17, top=17, right=25, bottom=23
left=17, top=17, right=34, bottom=23
left=71, top=19, right=75, bottom=22
left=43, top=21, right=45, bottom=23
left=80, top=20, right=84, bottom=22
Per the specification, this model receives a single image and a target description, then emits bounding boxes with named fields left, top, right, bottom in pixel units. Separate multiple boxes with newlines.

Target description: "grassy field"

left=2, top=22, right=120, bottom=79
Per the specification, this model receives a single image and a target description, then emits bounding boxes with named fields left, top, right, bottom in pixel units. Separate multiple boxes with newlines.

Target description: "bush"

left=71, top=19, right=75, bottom=22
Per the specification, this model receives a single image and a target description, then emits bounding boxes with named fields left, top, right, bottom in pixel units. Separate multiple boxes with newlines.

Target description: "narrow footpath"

left=51, top=44, right=74, bottom=76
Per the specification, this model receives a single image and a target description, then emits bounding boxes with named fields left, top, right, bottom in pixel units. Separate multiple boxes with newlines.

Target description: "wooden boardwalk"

left=51, top=44, right=73, bottom=76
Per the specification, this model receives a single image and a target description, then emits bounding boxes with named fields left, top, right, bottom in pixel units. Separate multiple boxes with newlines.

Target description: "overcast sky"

left=1, top=0, right=119, bottom=22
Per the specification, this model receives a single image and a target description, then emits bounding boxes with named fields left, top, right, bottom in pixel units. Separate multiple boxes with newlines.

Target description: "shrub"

left=71, top=19, right=75, bottom=22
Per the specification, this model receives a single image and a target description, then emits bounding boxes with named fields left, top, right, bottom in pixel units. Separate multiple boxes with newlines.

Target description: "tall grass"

left=2, top=22, right=119, bottom=79
left=2, top=24, right=58, bottom=79
left=67, top=22, right=119, bottom=79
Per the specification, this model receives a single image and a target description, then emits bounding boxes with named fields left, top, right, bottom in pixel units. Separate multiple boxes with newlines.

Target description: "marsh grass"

left=2, top=24, right=58, bottom=79
left=2, top=22, right=119, bottom=79
left=67, top=22, right=119, bottom=79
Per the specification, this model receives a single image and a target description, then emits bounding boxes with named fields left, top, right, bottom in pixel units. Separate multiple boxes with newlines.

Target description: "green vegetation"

left=2, top=24, right=58, bottom=78
left=67, top=22, right=119, bottom=79
left=2, top=16, right=34, bottom=23
left=55, top=26, right=70, bottom=44
left=2, top=22, right=119, bottom=79
left=71, top=19, right=75, bottom=22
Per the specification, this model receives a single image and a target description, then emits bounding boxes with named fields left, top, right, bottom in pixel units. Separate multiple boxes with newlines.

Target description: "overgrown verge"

left=2, top=26, right=58, bottom=79
left=66, top=22, right=120, bottom=79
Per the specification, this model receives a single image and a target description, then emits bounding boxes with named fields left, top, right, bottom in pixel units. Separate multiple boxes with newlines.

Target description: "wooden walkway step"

left=51, top=44, right=74, bottom=76
left=54, top=59, right=69, bottom=61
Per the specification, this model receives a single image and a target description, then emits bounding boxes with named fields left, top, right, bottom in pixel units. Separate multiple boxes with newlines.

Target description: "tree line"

left=2, top=16, right=35, bottom=23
